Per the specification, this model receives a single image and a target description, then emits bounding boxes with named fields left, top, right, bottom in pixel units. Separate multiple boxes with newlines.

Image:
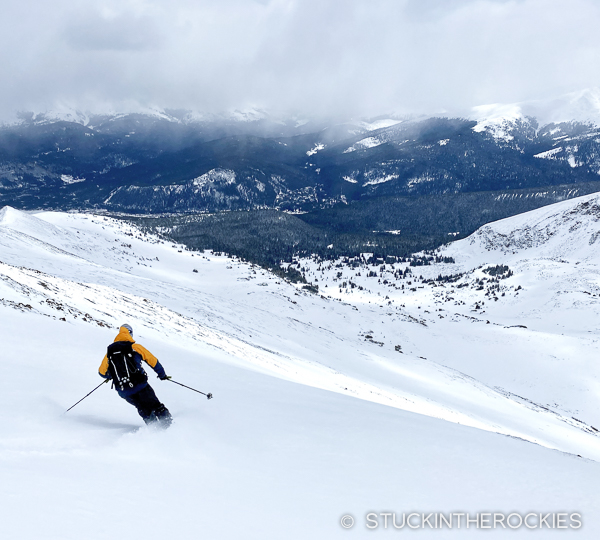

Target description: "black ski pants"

left=122, top=384, right=169, bottom=423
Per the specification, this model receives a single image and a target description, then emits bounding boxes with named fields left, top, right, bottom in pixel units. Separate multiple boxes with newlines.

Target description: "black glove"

left=159, top=374, right=172, bottom=380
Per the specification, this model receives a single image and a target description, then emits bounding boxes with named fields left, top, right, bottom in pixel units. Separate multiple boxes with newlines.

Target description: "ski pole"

left=168, top=379, right=213, bottom=400
left=64, top=379, right=110, bottom=413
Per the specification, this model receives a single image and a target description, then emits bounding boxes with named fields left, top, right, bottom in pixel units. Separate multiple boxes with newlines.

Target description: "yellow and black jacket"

left=99, top=327, right=166, bottom=396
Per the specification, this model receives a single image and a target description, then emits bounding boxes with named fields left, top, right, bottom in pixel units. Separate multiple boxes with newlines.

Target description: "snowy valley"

left=1, top=196, right=600, bottom=538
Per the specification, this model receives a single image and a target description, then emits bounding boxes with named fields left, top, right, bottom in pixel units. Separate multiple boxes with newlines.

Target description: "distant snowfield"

left=343, top=136, right=383, bottom=153
left=1, top=201, right=600, bottom=538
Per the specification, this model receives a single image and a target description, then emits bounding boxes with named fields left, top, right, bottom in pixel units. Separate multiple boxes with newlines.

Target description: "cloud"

left=64, top=12, right=162, bottom=52
left=1, top=0, right=600, bottom=120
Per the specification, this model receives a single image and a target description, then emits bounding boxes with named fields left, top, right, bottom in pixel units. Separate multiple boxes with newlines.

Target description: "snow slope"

left=1, top=204, right=599, bottom=538
left=296, top=193, right=600, bottom=433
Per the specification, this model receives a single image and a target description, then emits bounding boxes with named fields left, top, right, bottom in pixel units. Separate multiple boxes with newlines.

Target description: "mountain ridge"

left=4, top=89, right=600, bottom=262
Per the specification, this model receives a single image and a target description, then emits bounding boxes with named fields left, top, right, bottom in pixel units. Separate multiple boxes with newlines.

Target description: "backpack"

left=106, top=341, right=148, bottom=391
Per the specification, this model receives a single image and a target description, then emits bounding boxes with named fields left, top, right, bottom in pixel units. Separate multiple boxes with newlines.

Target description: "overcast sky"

left=1, top=0, right=599, bottom=120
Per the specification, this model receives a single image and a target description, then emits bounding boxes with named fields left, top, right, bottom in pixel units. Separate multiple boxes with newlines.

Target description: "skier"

left=99, top=324, right=172, bottom=427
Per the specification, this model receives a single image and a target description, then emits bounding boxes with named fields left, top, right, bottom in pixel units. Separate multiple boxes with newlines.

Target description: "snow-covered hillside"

left=1, top=202, right=599, bottom=538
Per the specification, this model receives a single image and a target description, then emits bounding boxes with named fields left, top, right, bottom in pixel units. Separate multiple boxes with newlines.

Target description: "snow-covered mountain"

left=473, top=88, right=600, bottom=134
left=471, top=88, right=600, bottom=176
left=451, top=192, right=600, bottom=261
left=2, top=109, right=600, bottom=220
left=13, top=87, right=600, bottom=133
left=1, top=195, right=600, bottom=538
left=6, top=105, right=269, bottom=128
left=5, top=89, right=600, bottom=221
